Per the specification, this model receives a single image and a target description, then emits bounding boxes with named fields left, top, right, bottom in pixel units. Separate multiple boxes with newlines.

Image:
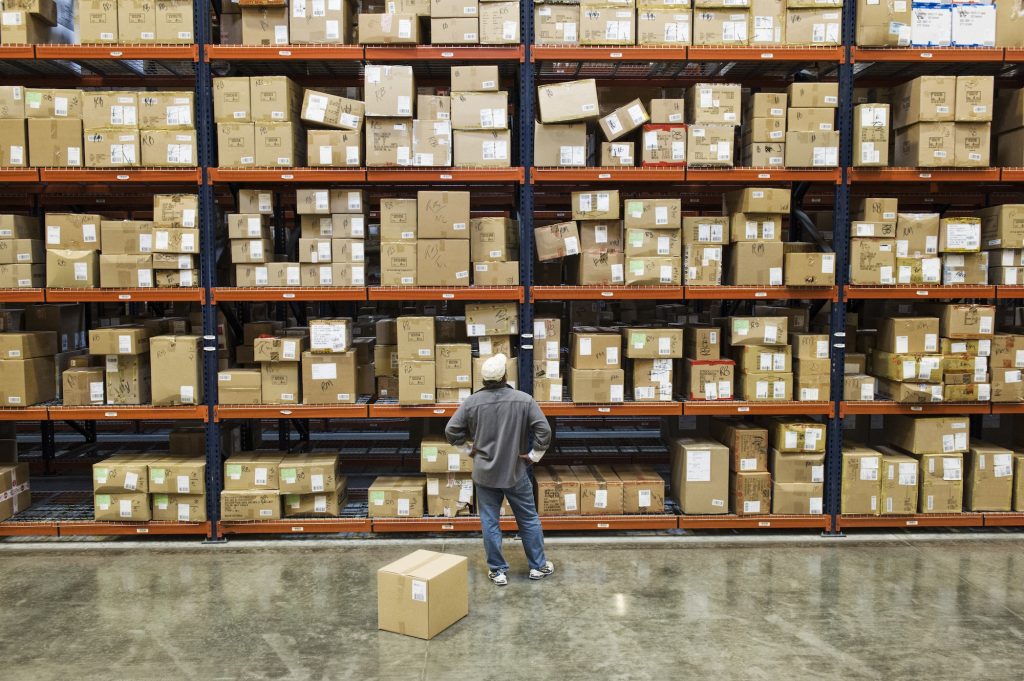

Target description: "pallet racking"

left=0, top=1, right=1022, bottom=539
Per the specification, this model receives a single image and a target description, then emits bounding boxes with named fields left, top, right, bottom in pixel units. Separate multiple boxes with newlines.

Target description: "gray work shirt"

left=444, top=383, right=552, bottom=489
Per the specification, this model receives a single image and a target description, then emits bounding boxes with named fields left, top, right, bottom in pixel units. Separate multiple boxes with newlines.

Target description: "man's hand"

left=520, top=449, right=544, bottom=463
left=461, top=444, right=474, bottom=458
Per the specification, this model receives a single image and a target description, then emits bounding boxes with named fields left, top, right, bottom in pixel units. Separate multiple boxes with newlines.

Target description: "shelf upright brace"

left=518, top=0, right=536, bottom=396
left=825, top=2, right=856, bottom=536
left=197, top=1, right=225, bottom=543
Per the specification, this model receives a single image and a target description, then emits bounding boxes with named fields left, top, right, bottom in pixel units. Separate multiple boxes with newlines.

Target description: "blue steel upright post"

left=518, top=0, right=536, bottom=395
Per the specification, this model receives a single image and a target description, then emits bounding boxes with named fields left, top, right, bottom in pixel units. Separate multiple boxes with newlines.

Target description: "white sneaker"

left=529, top=561, right=555, bottom=580
left=488, top=570, right=508, bottom=586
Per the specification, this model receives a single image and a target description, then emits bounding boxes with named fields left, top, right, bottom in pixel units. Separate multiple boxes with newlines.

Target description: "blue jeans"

left=476, top=473, right=546, bottom=573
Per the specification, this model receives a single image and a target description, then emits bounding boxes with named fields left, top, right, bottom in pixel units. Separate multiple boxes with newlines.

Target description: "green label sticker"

left=226, top=464, right=242, bottom=477
left=150, top=468, right=166, bottom=484
left=153, top=494, right=169, bottom=508
left=93, top=467, right=108, bottom=480
left=26, top=91, right=41, bottom=106
left=95, top=494, right=111, bottom=506
left=281, top=468, right=297, bottom=483
left=630, top=332, right=645, bottom=348
left=626, top=200, right=643, bottom=217
left=628, top=231, right=644, bottom=247
left=734, top=320, right=750, bottom=335
left=285, top=494, right=300, bottom=507
left=370, top=491, right=385, bottom=504
left=630, top=260, right=645, bottom=274
left=422, top=446, right=438, bottom=462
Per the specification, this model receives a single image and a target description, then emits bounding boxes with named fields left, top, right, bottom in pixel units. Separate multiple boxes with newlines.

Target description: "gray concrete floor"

left=3, top=535, right=1024, bottom=680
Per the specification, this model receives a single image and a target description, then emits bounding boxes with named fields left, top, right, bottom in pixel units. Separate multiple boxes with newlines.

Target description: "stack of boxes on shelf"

left=0, top=214, right=43, bottom=289
left=220, top=452, right=347, bottom=520
left=841, top=416, right=1022, bottom=516
left=93, top=441, right=207, bottom=523
left=769, top=418, right=827, bottom=514
left=420, top=435, right=474, bottom=517
left=356, top=0, right=520, bottom=45
left=535, top=79, right=842, bottom=170
left=215, top=68, right=512, bottom=169
left=533, top=0, right=842, bottom=47
left=71, top=0, right=195, bottom=45
left=534, top=465, right=665, bottom=516
left=891, top=76, right=992, bottom=169
left=856, top=0, right=1024, bottom=47
left=44, top=194, right=199, bottom=290
left=0, top=330, right=58, bottom=407
left=381, top=191, right=472, bottom=287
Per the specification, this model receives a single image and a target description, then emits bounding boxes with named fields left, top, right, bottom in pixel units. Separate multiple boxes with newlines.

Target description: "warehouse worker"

left=445, top=353, right=554, bottom=586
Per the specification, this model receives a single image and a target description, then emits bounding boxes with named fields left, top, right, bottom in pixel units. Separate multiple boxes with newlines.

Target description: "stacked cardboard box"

left=379, top=190, right=472, bottom=287
left=886, top=415, right=967, bottom=513
left=0, top=330, right=57, bottom=407
left=420, top=435, right=473, bottom=517
left=0, top=214, right=43, bottom=288
left=0, top=462, right=30, bottom=521
left=681, top=323, right=734, bottom=400
left=215, top=76, right=304, bottom=167
left=449, top=66, right=511, bottom=167
left=569, top=327, right=624, bottom=403
left=624, top=326, right=682, bottom=401
left=727, top=315, right=794, bottom=400
left=254, top=332, right=308, bottom=405
left=71, top=0, right=194, bottom=44
left=221, top=452, right=346, bottom=520
left=669, top=437, right=729, bottom=514
left=893, top=76, right=992, bottom=169
left=300, top=87, right=364, bottom=167
left=710, top=419, right=770, bottom=515
left=93, top=452, right=206, bottom=522
left=471, top=215, right=519, bottom=285
left=532, top=316, right=562, bottom=401
left=302, top=318, right=359, bottom=405
left=86, top=326, right=151, bottom=405
left=768, top=418, right=826, bottom=514
left=783, top=83, right=839, bottom=168
left=534, top=464, right=665, bottom=515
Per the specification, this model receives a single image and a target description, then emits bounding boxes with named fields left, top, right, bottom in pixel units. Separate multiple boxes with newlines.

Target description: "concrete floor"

left=3, top=536, right=1024, bottom=680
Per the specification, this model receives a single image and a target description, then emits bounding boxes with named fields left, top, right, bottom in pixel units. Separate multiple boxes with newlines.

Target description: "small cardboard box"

left=429, top=17, right=478, bottom=44
left=640, top=124, right=687, bottom=166
left=220, top=490, right=280, bottom=521
left=358, top=13, right=419, bottom=44
left=692, top=10, right=750, bottom=46
left=537, top=79, right=599, bottom=124
left=650, top=98, right=686, bottom=124
left=613, top=464, right=665, bottom=513
left=880, top=449, right=918, bottom=515
left=569, top=367, right=624, bottom=403
left=637, top=9, right=691, bottom=45
left=534, top=121, right=587, bottom=167
left=841, top=444, right=882, bottom=515
left=377, top=550, right=468, bottom=639
left=94, top=492, right=151, bottom=521
left=452, top=129, right=510, bottom=167
left=117, top=0, right=157, bottom=42
left=217, top=368, right=262, bottom=404
left=216, top=122, right=255, bottom=167
left=598, top=99, right=649, bottom=142
left=579, top=7, right=634, bottom=45
left=104, top=354, right=151, bottom=405
left=686, top=124, right=734, bottom=166
left=399, top=360, right=436, bottom=404
left=573, top=465, right=624, bottom=515
left=241, top=7, right=289, bottom=45
left=364, top=65, right=415, bottom=118
left=709, top=418, right=768, bottom=471
left=784, top=252, right=835, bottom=286
left=368, top=476, right=426, bottom=517
left=260, top=362, right=300, bottom=404
left=731, top=470, right=772, bottom=515
left=223, top=453, right=283, bottom=491
left=534, top=3, right=579, bottom=45
left=418, top=191, right=471, bottom=239
left=727, top=241, right=784, bottom=286
left=450, top=92, right=507, bottom=131
left=148, top=457, right=206, bottom=495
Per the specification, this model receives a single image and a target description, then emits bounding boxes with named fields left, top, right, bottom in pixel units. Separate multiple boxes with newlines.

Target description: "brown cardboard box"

left=641, top=125, right=687, bottom=166
left=380, top=242, right=417, bottom=286
left=94, top=492, right=151, bottom=521
left=380, top=198, right=418, bottom=241
left=450, top=92, right=507, bottom=131
left=152, top=493, right=206, bottom=522
left=45, top=249, right=97, bottom=288
left=955, top=75, right=993, bottom=123
left=724, top=187, right=791, bottom=214
left=220, top=490, right=280, bottom=521
left=572, top=465, right=623, bottom=515
left=418, top=191, right=470, bottom=239
left=771, top=482, right=824, bottom=514
left=45, top=213, right=102, bottom=250
left=854, top=103, right=889, bottom=166
left=745, top=117, right=785, bottom=143
left=623, top=327, right=682, bottom=359
left=856, top=0, right=910, bottom=46
left=358, top=13, right=419, bottom=43
left=784, top=8, right=840, bottom=44
left=451, top=65, right=498, bottom=92
left=728, top=241, right=784, bottom=286
left=253, top=121, right=302, bottom=166
left=632, top=358, right=673, bottom=401
left=738, top=371, right=792, bottom=400
left=534, top=122, right=586, bottom=167
left=301, top=351, right=357, bottom=404
left=569, top=367, right=624, bottom=403
left=849, top=238, right=895, bottom=285
left=377, top=549, right=467, bottom=640
left=104, top=354, right=151, bottom=405
left=730, top=212, right=782, bottom=241
left=424, top=473, right=473, bottom=516
left=430, top=17, right=478, bottom=44
left=731, top=470, right=771, bottom=515
left=784, top=130, right=839, bottom=167
left=534, top=3, right=579, bottom=45
left=894, top=212, right=939, bottom=257
left=682, top=216, right=727, bottom=245
left=918, top=452, right=964, bottom=513
left=0, top=356, right=55, bottom=406
left=771, top=449, right=825, bottom=484
left=213, top=78, right=250, bottom=123
left=876, top=317, right=939, bottom=354
left=598, top=99, right=649, bottom=142
left=895, top=121, right=955, bottom=167
left=307, top=129, right=361, bottom=167
left=63, top=366, right=105, bottom=405
left=368, top=476, right=425, bottom=517
left=229, top=238, right=271, bottom=263
left=89, top=327, right=149, bottom=355
left=787, top=83, right=839, bottom=108
left=682, top=358, right=734, bottom=400
left=465, top=302, right=517, bottom=337
left=625, top=256, right=681, bottom=285
left=625, top=228, right=681, bottom=257
left=27, top=118, right=82, bottom=167
left=364, top=65, right=415, bottom=117
left=241, top=6, right=288, bottom=45
left=420, top=436, right=473, bottom=473
left=479, top=2, right=519, bottom=44
left=99, top=254, right=153, bottom=288
left=260, top=362, right=300, bottom=404
left=728, top=316, right=787, bottom=346
left=216, top=122, right=255, bottom=166
left=0, top=463, right=29, bottom=520
left=637, top=9, right=691, bottom=44
left=623, top=199, right=681, bottom=230
left=399, top=360, right=436, bottom=404
left=289, top=0, right=350, bottom=44
left=0, top=119, right=26, bottom=167
left=785, top=252, right=835, bottom=286
left=692, top=10, right=750, bottom=45
left=579, top=7, right=634, bottom=45
left=878, top=448, right=919, bottom=515
left=254, top=336, right=308, bottom=363
left=771, top=418, right=826, bottom=452
left=979, top=205, right=1024, bottom=250
left=954, top=122, right=990, bottom=167
left=570, top=331, right=621, bottom=369
left=470, top=217, right=517, bottom=261
left=435, top=343, right=472, bottom=390
left=534, top=221, right=580, bottom=261
left=537, top=79, right=599, bottom=124
left=82, top=92, right=139, bottom=131
left=1016, top=455, right=1024, bottom=510
left=962, top=443, right=1013, bottom=511
left=156, top=0, right=194, bottom=43
left=686, top=124, right=734, bottom=166
left=683, top=244, right=723, bottom=285
left=217, top=368, right=261, bottom=404
left=93, top=455, right=153, bottom=493
left=295, top=188, right=365, bottom=215
left=148, top=457, right=206, bottom=495
left=841, top=443, right=882, bottom=514
left=927, top=303, right=994, bottom=339
left=118, top=0, right=157, bottom=42
left=416, top=240, right=470, bottom=286
left=300, top=90, right=363, bottom=131
left=224, top=453, right=283, bottom=492
left=991, top=368, right=1024, bottom=403
left=601, top=141, right=635, bottom=166
left=452, top=129, right=510, bottom=167
left=76, top=0, right=118, bottom=43
left=650, top=98, right=686, bottom=124
left=709, top=419, right=768, bottom=472
left=140, top=129, right=197, bottom=167
left=889, top=415, right=970, bottom=454
left=398, top=317, right=435, bottom=361
left=613, top=464, right=665, bottom=513
left=25, top=89, right=83, bottom=119
left=669, top=437, right=729, bottom=514
left=412, top=119, right=452, bottom=166
left=0, top=331, right=56, bottom=359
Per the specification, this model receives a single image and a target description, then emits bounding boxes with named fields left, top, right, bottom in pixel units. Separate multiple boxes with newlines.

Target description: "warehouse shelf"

left=0, top=407, right=49, bottom=421
left=685, top=286, right=837, bottom=301
left=372, top=516, right=483, bottom=533
left=841, top=401, right=990, bottom=416
left=531, top=46, right=686, bottom=62
left=0, top=288, right=45, bottom=302
left=47, top=405, right=208, bottom=421
left=845, top=285, right=995, bottom=299
left=848, top=168, right=1001, bottom=183
left=211, top=286, right=367, bottom=302
left=39, top=168, right=202, bottom=183
left=365, top=45, right=523, bottom=61
left=838, top=513, right=984, bottom=529
left=982, top=512, right=1024, bottom=527
left=1008, top=49, right=1024, bottom=62
left=220, top=518, right=373, bottom=534
left=366, top=168, right=524, bottom=183
left=368, top=402, right=461, bottom=418
left=683, top=401, right=834, bottom=417
left=58, top=520, right=212, bottom=536
left=1000, top=168, right=1024, bottom=182
left=0, top=45, right=36, bottom=60
left=206, top=45, right=364, bottom=61
left=504, top=513, right=679, bottom=531
left=0, top=169, right=39, bottom=182
left=996, top=286, right=1024, bottom=299
left=215, top=404, right=369, bottom=420
left=990, top=403, right=1024, bottom=414
left=677, top=514, right=832, bottom=531
left=538, top=402, right=682, bottom=416
left=687, top=46, right=844, bottom=63
left=531, top=167, right=685, bottom=183
left=686, top=167, right=842, bottom=183
left=368, top=286, right=523, bottom=301
left=35, top=44, right=199, bottom=66
left=0, top=520, right=58, bottom=537
left=850, top=47, right=1005, bottom=63
left=45, top=287, right=205, bottom=303
left=530, top=285, right=683, bottom=301
left=208, top=168, right=366, bottom=184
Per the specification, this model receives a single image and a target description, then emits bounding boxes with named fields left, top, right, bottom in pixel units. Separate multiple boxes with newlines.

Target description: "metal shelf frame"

left=8, top=2, right=1024, bottom=541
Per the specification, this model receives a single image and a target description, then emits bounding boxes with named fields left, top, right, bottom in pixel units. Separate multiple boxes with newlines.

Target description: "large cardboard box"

left=377, top=550, right=468, bottom=639
left=260, top=361, right=300, bottom=404
left=728, top=241, right=783, bottom=286
left=435, top=343, right=472, bottom=390
left=278, top=453, right=341, bottom=495
left=894, top=76, right=956, bottom=128
left=572, top=465, right=624, bottom=515
left=224, top=453, right=283, bottom=491
left=368, top=476, right=426, bottom=517
left=579, top=7, right=634, bottom=45
left=692, top=10, right=750, bottom=45
left=93, top=454, right=151, bottom=494
left=364, top=65, right=415, bottom=118
left=301, top=351, right=357, bottom=404
left=417, top=239, right=470, bottom=286
left=0, top=356, right=55, bottom=406
left=918, top=452, right=964, bottom=513
left=253, top=121, right=303, bottom=166
left=889, top=415, right=969, bottom=454
left=307, top=129, right=361, bottom=167
left=613, top=464, right=665, bottom=513
left=399, top=360, right=436, bottom=404
left=149, top=457, right=206, bottom=495
left=452, top=129, right=510, bottom=167
left=534, top=466, right=580, bottom=515
left=771, top=482, right=823, bottom=514
left=216, top=122, right=255, bottom=167
left=709, top=419, right=768, bottom=472
left=964, top=442, right=1013, bottom=511
left=149, top=335, right=202, bottom=406
left=856, top=0, right=911, bottom=46
left=289, top=0, right=351, bottom=43
left=534, top=3, right=579, bottom=45
left=76, top=0, right=119, bottom=43
left=117, top=0, right=157, bottom=42
left=686, top=124, right=734, bottom=166
left=220, top=490, right=280, bottom=521
left=537, top=79, right=599, bottom=124
left=534, top=122, right=586, bottom=167
left=27, top=118, right=82, bottom=167
left=784, top=8, right=840, bottom=44
left=569, top=367, right=624, bottom=403
left=878, top=448, right=918, bottom=515
left=358, top=13, right=419, bottom=43
left=241, top=7, right=288, bottom=45
left=848, top=238, right=895, bottom=285
left=670, top=438, right=729, bottom=514
left=152, top=493, right=206, bottom=522
left=450, top=92, right=507, bottom=131
left=104, top=354, right=151, bottom=405
left=841, top=444, right=882, bottom=515
left=94, top=492, right=151, bottom=521
left=217, top=368, right=261, bottom=404
left=418, top=191, right=470, bottom=239
left=425, top=473, right=473, bottom=517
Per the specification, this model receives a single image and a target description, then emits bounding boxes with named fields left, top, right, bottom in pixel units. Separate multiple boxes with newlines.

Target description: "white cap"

left=481, top=353, right=508, bottom=381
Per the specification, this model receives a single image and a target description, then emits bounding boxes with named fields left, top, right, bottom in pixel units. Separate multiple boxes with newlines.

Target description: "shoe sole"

left=529, top=569, right=555, bottom=581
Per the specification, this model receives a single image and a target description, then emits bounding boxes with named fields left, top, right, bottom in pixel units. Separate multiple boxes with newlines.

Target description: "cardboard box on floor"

left=378, top=549, right=469, bottom=640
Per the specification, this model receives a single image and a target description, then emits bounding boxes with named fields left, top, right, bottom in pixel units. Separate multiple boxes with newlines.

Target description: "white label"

left=254, top=467, right=268, bottom=486
left=564, top=493, right=577, bottom=511
left=743, top=500, right=761, bottom=514
left=311, top=363, right=337, bottom=380
left=411, top=579, right=427, bottom=602
left=594, top=489, right=608, bottom=509
left=119, top=500, right=133, bottom=518
left=397, top=498, right=410, bottom=516
left=123, top=471, right=139, bottom=491
left=638, top=489, right=651, bottom=508
left=686, top=450, right=712, bottom=482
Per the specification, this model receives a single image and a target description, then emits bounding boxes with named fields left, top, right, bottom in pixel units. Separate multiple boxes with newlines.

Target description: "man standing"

left=445, top=353, right=554, bottom=586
